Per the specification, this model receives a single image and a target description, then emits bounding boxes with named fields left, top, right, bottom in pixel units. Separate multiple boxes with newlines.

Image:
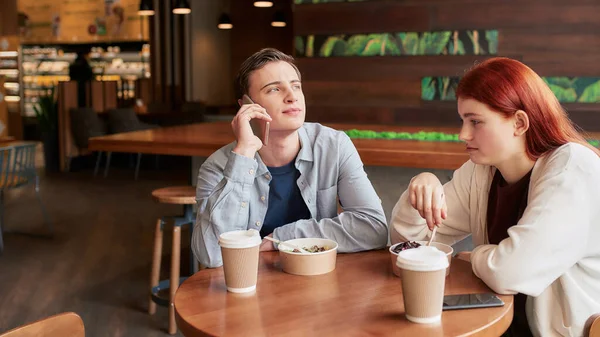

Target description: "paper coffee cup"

left=219, top=229, right=262, bottom=293
left=397, top=246, right=449, bottom=324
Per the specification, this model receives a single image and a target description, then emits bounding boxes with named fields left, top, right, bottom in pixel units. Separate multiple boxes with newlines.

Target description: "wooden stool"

left=586, top=313, right=600, bottom=337
left=149, top=186, right=197, bottom=335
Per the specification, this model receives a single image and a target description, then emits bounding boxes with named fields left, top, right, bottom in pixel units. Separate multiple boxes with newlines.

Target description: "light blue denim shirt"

left=192, top=123, right=388, bottom=268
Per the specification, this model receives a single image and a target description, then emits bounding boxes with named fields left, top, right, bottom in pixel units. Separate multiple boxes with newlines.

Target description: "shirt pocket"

left=316, top=185, right=338, bottom=220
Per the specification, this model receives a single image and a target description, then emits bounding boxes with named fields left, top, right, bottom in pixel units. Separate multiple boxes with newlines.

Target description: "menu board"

left=18, top=0, right=149, bottom=43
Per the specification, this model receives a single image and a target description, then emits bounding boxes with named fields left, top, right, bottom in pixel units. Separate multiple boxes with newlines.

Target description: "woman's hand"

left=408, top=172, right=447, bottom=230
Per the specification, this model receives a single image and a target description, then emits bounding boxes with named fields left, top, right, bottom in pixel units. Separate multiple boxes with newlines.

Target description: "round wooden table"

left=174, top=250, right=513, bottom=336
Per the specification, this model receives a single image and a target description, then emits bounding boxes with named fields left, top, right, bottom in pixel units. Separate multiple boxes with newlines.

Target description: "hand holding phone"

left=231, top=95, right=272, bottom=158
left=241, top=95, right=270, bottom=146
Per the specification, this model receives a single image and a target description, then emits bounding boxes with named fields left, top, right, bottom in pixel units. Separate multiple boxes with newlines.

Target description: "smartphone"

left=442, top=293, right=504, bottom=311
left=241, top=94, right=270, bottom=146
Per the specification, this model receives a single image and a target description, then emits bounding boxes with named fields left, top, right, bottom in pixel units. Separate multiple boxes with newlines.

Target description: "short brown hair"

left=235, top=48, right=301, bottom=98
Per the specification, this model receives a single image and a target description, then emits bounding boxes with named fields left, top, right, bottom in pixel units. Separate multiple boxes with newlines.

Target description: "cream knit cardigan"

left=391, top=143, right=600, bottom=337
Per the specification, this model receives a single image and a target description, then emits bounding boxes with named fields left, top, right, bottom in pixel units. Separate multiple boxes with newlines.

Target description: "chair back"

left=586, top=313, right=600, bottom=337
left=107, top=108, right=142, bottom=133
left=0, top=142, right=37, bottom=190
left=69, top=108, right=108, bottom=149
left=0, top=312, right=84, bottom=337
left=180, top=101, right=206, bottom=123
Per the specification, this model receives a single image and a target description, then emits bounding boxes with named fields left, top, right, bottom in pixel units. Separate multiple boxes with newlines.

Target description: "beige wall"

left=189, top=0, right=233, bottom=106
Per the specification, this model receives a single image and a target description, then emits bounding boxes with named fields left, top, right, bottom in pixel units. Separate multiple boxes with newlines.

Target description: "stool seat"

left=152, top=186, right=196, bottom=205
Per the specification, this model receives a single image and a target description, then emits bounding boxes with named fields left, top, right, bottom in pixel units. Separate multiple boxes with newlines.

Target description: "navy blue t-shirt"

left=260, top=159, right=311, bottom=237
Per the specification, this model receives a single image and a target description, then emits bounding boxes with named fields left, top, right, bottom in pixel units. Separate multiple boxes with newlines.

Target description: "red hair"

left=456, top=57, right=600, bottom=159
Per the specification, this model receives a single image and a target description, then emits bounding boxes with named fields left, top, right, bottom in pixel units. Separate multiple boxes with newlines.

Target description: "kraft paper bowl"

left=278, top=238, right=338, bottom=276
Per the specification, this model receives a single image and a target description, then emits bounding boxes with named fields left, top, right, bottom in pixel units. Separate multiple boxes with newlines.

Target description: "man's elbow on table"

left=344, top=212, right=388, bottom=252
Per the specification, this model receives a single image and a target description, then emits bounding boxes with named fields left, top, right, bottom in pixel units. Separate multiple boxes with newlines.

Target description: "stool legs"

left=169, top=226, right=181, bottom=335
left=149, top=219, right=163, bottom=315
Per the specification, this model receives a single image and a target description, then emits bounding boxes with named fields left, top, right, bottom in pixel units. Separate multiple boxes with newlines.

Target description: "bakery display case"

left=20, top=43, right=150, bottom=116
left=0, top=42, right=21, bottom=115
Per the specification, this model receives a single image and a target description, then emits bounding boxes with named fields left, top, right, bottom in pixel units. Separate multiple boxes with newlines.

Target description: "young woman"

left=391, top=57, right=600, bottom=337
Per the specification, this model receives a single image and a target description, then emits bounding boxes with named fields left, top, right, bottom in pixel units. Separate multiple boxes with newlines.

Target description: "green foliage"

left=345, top=34, right=370, bottom=56
left=32, top=86, right=58, bottom=133
left=344, top=129, right=600, bottom=149
left=296, top=29, right=497, bottom=57
left=543, top=77, right=582, bottom=103
left=345, top=129, right=461, bottom=142
left=295, top=36, right=305, bottom=56
left=423, top=76, right=600, bottom=103
left=418, top=31, right=451, bottom=55
left=396, top=32, right=419, bottom=55
left=305, top=35, right=315, bottom=57
left=319, top=36, right=346, bottom=57
left=362, top=34, right=385, bottom=56
left=383, top=34, right=401, bottom=56
left=578, top=80, right=600, bottom=103
left=485, top=30, right=498, bottom=54
left=421, top=77, right=435, bottom=100
left=547, top=84, right=577, bottom=102
left=448, top=39, right=465, bottom=55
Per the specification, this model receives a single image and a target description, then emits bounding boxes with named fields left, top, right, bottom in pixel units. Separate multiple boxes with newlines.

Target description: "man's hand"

left=231, top=102, right=272, bottom=158
left=260, top=234, right=275, bottom=251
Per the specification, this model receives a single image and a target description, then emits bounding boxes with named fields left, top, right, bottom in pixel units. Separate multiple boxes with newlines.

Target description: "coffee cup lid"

left=396, top=246, right=449, bottom=272
left=219, top=229, right=262, bottom=249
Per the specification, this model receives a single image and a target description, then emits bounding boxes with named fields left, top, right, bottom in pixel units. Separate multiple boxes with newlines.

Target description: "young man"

left=192, top=48, right=387, bottom=268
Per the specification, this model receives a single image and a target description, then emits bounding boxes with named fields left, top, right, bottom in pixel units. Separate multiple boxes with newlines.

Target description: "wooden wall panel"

left=297, top=56, right=509, bottom=81
left=522, top=55, right=600, bottom=76
left=306, top=102, right=462, bottom=127
left=230, top=1, right=294, bottom=82
left=500, top=32, right=600, bottom=56
left=306, top=106, right=396, bottom=125
left=294, top=3, right=429, bottom=35
left=431, top=4, right=600, bottom=30
left=293, top=0, right=600, bottom=130
left=303, top=80, right=421, bottom=107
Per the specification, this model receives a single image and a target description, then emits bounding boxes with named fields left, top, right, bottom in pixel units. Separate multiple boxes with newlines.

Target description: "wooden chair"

left=68, top=107, right=109, bottom=175
left=0, top=312, right=84, bottom=337
left=149, top=186, right=197, bottom=335
left=0, top=142, right=53, bottom=254
left=585, top=313, right=600, bottom=337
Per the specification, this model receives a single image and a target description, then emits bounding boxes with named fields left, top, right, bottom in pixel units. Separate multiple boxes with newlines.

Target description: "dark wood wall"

left=230, top=1, right=294, bottom=86
left=293, top=0, right=600, bottom=130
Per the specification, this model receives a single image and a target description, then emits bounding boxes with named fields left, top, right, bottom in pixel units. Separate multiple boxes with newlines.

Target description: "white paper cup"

left=397, top=246, right=449, bottom=324
left=389, top=241, right=453, bottom=278
left=218, top=229, right=262, bottom=293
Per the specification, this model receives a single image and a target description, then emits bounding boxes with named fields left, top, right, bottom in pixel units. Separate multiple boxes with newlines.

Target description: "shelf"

left=0, top=51, right=19, bottom=58
left=18, top=43, right=151, bottom=117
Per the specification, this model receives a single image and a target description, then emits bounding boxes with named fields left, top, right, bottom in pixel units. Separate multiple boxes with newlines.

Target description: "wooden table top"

left=174, top=250, right=513, bottom=337
left=88, top=122, right=469, bottom=170
left=0, top=136, right=16, bottom=146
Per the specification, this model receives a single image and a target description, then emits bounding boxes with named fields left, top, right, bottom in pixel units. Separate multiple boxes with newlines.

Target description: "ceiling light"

left=217, top=13, right=233, bottom=30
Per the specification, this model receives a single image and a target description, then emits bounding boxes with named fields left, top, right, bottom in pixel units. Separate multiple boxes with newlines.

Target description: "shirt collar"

left=254, top=125, right=314, bottom=177
left=296, top=125, right=314, bottom=163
